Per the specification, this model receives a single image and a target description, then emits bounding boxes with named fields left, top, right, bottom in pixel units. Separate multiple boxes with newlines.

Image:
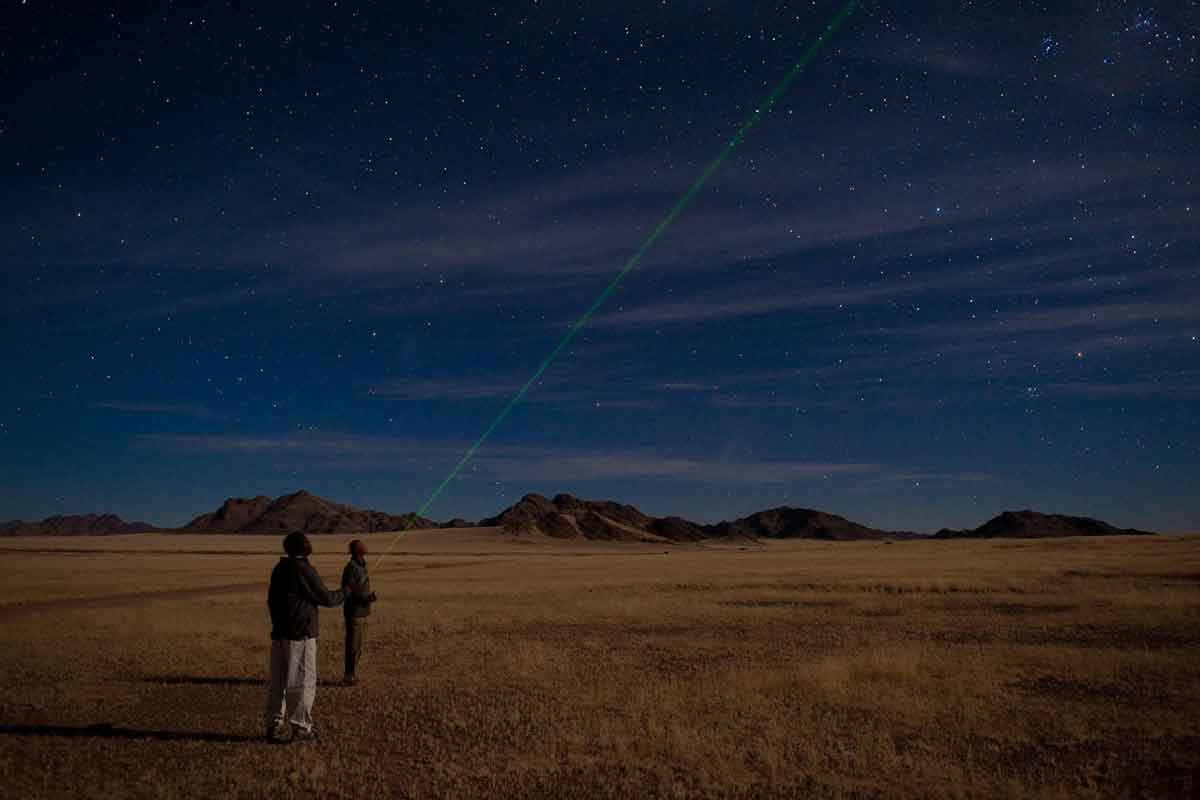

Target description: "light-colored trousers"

left=264, top=637, right=318, bottom=731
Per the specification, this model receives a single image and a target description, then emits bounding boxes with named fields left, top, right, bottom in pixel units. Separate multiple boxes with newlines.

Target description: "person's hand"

left=368, top=592, right=378, bottom=603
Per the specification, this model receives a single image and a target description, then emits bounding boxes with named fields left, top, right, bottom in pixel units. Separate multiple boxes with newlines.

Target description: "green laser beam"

left=376, top=0, right=858, bottom=566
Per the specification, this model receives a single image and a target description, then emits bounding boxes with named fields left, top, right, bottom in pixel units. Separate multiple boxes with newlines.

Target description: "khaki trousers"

left=264, top=637, right=317, bottom=731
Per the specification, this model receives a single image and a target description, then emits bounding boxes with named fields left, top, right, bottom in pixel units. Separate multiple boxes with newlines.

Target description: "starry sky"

left=3, top=1, right=1197, bottom=532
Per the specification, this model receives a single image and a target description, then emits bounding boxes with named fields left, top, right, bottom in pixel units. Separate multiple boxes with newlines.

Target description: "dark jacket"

left=341, top=557, right=373, bottom=619
left=268, top=556, right=345, bottom=640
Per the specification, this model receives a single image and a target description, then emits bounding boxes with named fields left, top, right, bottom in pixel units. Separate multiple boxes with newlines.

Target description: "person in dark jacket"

left=263, top=532, right=344, bottom=743
left=341, top=539, right=377, bottom=685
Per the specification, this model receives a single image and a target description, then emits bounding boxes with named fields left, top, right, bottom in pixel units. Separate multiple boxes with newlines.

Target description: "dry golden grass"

left=1, top=531, right=1198, bottom=798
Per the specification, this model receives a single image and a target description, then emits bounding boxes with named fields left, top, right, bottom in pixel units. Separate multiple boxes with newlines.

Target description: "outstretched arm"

left=297, top=561, right=345, bottom=607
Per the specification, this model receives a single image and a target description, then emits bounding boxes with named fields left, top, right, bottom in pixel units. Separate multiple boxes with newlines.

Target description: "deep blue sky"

left=2, top=1, right=1197, bottom=532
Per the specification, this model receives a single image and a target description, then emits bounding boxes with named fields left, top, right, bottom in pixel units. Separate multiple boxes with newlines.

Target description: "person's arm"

left=360, top=568, right=377, bottom=603
left=297, top=561, right=345, bottom=607
left=361, top=566, right=377, bottom=603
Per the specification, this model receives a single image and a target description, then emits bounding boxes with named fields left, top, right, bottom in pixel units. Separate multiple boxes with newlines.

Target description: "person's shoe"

left=265, top=723, right=290, bottom=744
left=291, top=725, right=319, bottom=742
left=342, top=675, right=357, bottom=686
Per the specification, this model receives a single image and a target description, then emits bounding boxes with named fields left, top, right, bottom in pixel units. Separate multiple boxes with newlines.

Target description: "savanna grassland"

left=0, top=531, right=1197, bottom=799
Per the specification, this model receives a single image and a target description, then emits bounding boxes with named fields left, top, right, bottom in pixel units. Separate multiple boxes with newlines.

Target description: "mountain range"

left=0, top=490, right=1157, bottom=540
left=0, top=514, right=160, bottom=537
left=479, top=493, right=923, bottom=542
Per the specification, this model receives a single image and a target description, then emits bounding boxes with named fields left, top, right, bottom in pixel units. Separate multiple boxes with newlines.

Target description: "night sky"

left=3, top=2, right=1197, bottom=532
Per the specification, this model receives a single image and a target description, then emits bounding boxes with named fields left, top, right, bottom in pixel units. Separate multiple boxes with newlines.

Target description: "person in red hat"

left=340, top=539, right=377, bottom=686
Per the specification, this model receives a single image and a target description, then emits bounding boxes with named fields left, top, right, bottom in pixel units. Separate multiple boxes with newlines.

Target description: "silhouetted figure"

left=264, top=532, right=344, bottom=743
left=341, top=539, right=377, bottom=685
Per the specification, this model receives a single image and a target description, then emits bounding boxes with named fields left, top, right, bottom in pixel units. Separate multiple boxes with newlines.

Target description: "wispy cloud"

left=24, top=135, right=1185, bottom=281
left=865, top=6, right=1199, bottom=100
left=473, top=452, right=879, bottom=485
left=594, top=279, right=907, bottom=328
left=368, top=377, right=527, bottom=401
left=14, top=117, right=1196, bottom=348
left=1045, top=372, right=1200, bottom=398
left=366, top=374, right=658, bottom=409
left=137, top=431, right=881, bottom=485
left=892, top=299, right=1199, bottom=340
left=592, top=242, right=1125, bottom=329
left=95, top=402, right=220, bottom=420
left=140, top=432, right=461, bottom=459
left=655, top=381, right=722, bottom=392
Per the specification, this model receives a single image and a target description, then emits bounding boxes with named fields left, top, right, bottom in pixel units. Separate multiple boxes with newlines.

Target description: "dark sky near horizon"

left=2, top=1, right=1197, bottom=532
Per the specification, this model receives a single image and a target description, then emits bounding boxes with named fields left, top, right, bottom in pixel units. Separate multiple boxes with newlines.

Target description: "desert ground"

left=0, top=530, right=1197, bottom=799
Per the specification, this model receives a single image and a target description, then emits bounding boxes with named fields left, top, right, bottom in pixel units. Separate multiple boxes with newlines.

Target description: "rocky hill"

left=479, top=494, right=915, bottom=542
left=0, top=514, right=160, bottom=537
left=182, top=490, right=434, bottom=534
left=933, top=510, right=1154, bottom=539
left=480, top=493, right=711, bottom=542
left=708, top=507, right=918, bottom=540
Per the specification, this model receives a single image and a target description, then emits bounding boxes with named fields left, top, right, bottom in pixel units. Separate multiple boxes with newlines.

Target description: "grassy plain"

left=0, top=530, right=1197, bottom=798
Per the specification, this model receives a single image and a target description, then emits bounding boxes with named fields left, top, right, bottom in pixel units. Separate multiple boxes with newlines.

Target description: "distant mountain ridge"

left=0, top=514, right=159, bottom=537
left=932, top=510, right=1155, bottom=539
left=708, top=506, right=920, bottom=541
left=479, top=493, right=711, bottom=542
left=481, top=493, right=920, bottom=542
left=182, top=490, right=434, bottom=534
left=1, top=490, right=1159, bottom=540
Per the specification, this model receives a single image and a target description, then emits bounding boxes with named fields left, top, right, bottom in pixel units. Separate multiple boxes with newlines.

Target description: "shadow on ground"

left=142, top=675, right=266, bottom=686
left=0, top=722, right=259, bottom=743
left=140, top=675, right=354, bottom=687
